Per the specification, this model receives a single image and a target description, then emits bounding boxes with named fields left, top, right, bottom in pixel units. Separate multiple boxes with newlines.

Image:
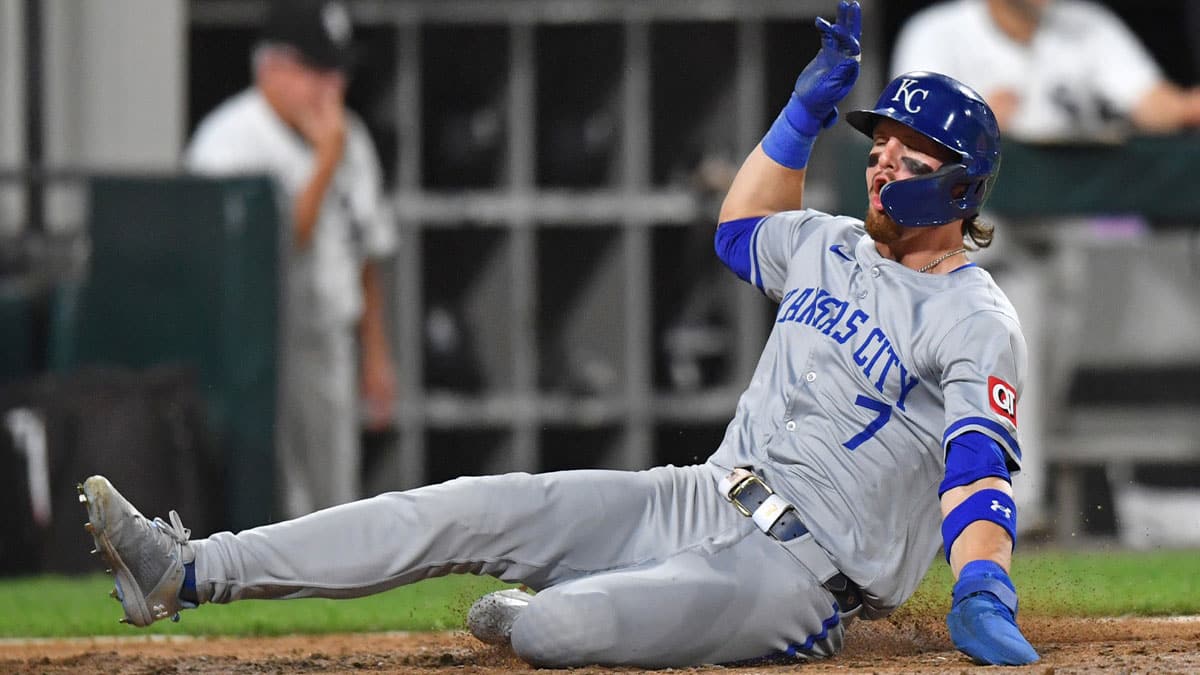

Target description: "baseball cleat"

left=78, top=475, right=195, bottom=626
left=466, top=588, right=533, bottom=646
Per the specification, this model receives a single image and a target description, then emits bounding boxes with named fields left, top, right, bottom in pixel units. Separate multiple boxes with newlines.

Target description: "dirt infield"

left=2, top=616, right=1197, bottom=674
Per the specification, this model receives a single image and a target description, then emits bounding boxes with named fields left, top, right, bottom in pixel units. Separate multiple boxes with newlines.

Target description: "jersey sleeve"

left=936, top=309, right=1027, bottom=472
left=184, top=117, right=268, bottom=176
left=726, top=209, right=833, bottom=302
left=345, top=116, right=397, bottom=260
left=1083, top=4, right=1163, bottom=113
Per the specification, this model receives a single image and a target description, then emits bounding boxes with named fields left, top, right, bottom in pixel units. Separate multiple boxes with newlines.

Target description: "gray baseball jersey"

left=708, top=208, right=1025, bottom=616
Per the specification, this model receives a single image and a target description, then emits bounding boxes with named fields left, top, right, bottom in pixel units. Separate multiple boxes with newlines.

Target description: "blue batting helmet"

left=845, top=71, right=1001, bottom=227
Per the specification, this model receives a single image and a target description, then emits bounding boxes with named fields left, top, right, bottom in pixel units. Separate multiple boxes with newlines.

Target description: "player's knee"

left=510, top=589, right=619, bottom=667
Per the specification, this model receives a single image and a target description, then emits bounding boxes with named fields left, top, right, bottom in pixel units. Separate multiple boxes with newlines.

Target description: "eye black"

left=901, top=157, right=934, bottom=175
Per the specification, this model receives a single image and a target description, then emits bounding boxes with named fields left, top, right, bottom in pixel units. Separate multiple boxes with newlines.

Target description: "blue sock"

left=180, top=561, right=198, bottom=605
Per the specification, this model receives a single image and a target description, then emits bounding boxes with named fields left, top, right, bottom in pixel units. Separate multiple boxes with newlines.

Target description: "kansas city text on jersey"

left=777, top=286, right=920, bottom=411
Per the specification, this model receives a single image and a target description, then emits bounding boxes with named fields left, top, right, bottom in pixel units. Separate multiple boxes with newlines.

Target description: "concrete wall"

left=0, top=0, right=25, bottom=237
left=1, top=0, right=185, bottom=234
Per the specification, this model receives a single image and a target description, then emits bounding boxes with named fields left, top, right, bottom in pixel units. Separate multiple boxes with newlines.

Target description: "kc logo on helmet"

left=988, top=376, right=1017, bottom=426
left=892, top=79, right=930, bottom=114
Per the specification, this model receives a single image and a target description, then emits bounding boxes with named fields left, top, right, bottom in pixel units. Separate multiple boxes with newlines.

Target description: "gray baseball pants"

left=191, top=464, right=844, bottom=667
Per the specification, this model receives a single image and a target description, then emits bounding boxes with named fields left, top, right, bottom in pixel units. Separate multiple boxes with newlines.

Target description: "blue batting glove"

left=946, top=561, right=1040, bottom=666
left=788, top=0, right=862, bottom=135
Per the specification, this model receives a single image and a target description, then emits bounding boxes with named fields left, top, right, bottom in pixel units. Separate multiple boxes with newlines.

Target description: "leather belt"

left=720, top=468, right=862, bottom=614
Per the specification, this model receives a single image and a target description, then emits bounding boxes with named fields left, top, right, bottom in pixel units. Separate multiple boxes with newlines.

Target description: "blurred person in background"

left=891, top=0, right=1200, bottom=535
left=892, top=0, right=1200, bottom=143
left=185, top=0, right=397, bottom=518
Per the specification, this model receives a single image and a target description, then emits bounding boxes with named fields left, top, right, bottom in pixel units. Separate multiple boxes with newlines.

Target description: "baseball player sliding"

left=78, top=1, right=1036, bottom=666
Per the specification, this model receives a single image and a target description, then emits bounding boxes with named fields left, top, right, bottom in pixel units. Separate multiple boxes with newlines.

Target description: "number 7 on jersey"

left=843, top=394, right=892, bottom=450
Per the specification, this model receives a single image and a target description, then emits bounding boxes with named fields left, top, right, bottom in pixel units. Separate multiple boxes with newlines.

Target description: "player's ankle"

left=179, top=561, right=200, bottom=606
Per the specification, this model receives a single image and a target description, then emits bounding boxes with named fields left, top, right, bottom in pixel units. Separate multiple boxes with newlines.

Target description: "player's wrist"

left=783, top=93, right=831, bottom=137
left=761, top=95, right=823, bottom=170
left=314, top=136, right=345, bottom=164
left=953, top=560, right=1019, bottom=614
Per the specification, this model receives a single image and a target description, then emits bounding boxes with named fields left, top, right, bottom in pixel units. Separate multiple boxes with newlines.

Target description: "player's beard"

left=864, top=206, right=903, bottom=244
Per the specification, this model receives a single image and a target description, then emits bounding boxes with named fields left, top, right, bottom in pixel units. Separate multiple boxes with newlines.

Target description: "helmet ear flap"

left=951, top=176, right=988, bottom=204
left=966, top=178, right=988, bottom=205
left=880, top=162, right=977, bottom=227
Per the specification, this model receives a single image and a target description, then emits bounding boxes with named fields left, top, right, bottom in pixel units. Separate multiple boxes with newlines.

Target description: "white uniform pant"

left=276, top=323, right=358, bottom=518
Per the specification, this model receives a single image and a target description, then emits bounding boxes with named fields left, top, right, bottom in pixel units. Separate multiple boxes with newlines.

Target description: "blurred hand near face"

left=295, top=77, right=347, bottom=160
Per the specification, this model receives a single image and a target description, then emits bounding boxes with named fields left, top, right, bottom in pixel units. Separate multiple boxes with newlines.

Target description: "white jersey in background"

left=891, top=0, right=1162, bottom=142
left=185, top=89, right=395, bottom=327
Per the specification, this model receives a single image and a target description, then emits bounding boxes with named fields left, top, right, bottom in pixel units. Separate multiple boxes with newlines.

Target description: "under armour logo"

left=892, top=78, right=930, bottom=114
left=152, top=603, right=169, bottom=618
left=990, top=500, right=1012, bottom=519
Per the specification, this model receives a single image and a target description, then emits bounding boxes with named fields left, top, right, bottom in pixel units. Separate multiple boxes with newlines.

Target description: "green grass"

left=2, top=548, right=1197, bottom=638
left=0, top=573, right=509, bottom=638
left=903, top=547, right=1200, bottom=619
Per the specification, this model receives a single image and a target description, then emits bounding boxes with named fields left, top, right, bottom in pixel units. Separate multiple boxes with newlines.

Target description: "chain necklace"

left=917, top=247, right=968, bottom=273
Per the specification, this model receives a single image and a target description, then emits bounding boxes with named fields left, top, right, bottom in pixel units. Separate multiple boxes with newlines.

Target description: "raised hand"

left=295, top=84, right=348, bottom=160
left=789, top=0, right=862, bottom=135
left=759, top=1, right=862, bottom=169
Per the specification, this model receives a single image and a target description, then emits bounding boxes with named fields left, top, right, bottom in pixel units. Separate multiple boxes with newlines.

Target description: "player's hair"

left=963, top=216, right=993, bottom=249
left=251, top=42, right=307, bottom=75
left=251, top=43, right=272, bottom=72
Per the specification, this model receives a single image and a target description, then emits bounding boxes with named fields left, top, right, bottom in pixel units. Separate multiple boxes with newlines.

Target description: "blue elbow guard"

left=940, top=432, right=1012, bottom=497
left=941, top=489, right=1017, bottom=563
left=714, top=217, right=761, bottom=284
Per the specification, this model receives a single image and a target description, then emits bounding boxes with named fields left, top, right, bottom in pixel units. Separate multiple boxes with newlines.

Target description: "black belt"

left=724, top=470, right=862, bottom=614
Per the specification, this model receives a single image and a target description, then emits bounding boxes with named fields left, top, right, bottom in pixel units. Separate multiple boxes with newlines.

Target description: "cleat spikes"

left=171, top=613, right=180, bottom=623
left=79, top=475, right=193, bottom=627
